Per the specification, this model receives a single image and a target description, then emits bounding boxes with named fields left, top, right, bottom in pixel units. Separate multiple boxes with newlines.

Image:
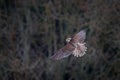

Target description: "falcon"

left=50, top=30, right=87, bottom=60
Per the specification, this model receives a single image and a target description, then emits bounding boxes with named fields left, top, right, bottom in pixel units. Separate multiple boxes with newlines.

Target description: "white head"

left=66, top=38, right=72, bottom=43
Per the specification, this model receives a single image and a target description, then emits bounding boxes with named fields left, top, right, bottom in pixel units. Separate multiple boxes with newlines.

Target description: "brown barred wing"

left=71, top=30, right=86, bottom=43
left=50, top=43, right=75, bottom=60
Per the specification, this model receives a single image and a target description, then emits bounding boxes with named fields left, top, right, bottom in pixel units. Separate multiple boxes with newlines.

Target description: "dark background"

left=0, top=0, right=120, bottom=80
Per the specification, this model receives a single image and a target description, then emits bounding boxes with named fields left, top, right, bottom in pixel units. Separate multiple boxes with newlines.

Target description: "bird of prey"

left=50, top=30, right=87, bottom=60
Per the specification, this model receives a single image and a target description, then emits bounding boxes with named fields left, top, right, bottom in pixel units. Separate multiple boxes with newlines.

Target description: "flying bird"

left=50, top=30, right=87, bottom=60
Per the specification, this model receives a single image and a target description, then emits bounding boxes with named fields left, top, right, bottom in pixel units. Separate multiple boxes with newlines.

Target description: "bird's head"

left=66, top=38, right=72, bottom=43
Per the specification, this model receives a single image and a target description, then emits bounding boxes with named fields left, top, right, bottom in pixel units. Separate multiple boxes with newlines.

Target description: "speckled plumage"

left=50, top=30, right=87, bottom=60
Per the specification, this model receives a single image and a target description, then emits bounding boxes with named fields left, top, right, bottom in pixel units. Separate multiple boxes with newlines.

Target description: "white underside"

left=72, top=43, right=87, bottom=57
left=66, top=37, right=87, bottom=57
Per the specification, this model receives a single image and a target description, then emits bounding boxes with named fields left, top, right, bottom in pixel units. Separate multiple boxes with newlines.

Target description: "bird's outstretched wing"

left=50, top=30, right=87, bottom=60
left=71, top=30, right=86, bottom=43
left=50, top=43, right=75, bottom=60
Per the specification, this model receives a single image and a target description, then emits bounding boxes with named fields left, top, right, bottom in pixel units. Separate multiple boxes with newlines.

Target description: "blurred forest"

left=0, top=0, right=120, bottom=80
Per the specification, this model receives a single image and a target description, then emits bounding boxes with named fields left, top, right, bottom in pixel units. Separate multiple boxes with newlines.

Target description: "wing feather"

left=50, top=43, right=75, bottom=60
left=71, top=30, right=86, bottom=43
